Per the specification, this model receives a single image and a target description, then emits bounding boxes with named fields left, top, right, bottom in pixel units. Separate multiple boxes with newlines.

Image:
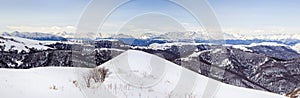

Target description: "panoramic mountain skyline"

left=1, top=1, right=300, bottom=98
left=0, top=0, right=300, bottom=36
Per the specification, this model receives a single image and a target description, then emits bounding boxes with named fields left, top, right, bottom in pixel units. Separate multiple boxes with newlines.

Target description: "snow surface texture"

left=0, top=36, right=51, bottom=53
left=0, top=50, right=286, bottom=98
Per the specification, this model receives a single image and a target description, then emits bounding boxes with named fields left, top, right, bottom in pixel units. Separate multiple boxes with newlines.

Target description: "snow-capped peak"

left=139, top=32, right=159, bottom=39
left=109, top=33, right=134, bottom=39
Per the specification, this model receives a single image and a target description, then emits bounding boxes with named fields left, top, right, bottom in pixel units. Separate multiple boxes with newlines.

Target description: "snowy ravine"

left=0, top=50, right=286, bottom=98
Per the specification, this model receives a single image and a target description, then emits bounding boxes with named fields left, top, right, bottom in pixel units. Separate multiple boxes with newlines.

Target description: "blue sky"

left=0, top=0, right=88, bottom=25
left=209, top=0, right=300, bottom=34
left=0, top=0, right=299, bottom=35
left=0, top=0, right=89, bottom=33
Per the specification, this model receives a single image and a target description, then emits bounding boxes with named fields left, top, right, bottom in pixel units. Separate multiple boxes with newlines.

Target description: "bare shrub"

left=83, top=67, right=110, bottom=88
left=286, top=88, right=300, bottom=98
left=83, top=73, right=92, bottom=88
left=98, top=67, right=109, bottom=82
left=49, top=85, right=58, bottom=90
left=72, top=80, right=79, bottom=87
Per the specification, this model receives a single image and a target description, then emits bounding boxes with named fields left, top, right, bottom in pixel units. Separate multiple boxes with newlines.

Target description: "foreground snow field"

left=0, top=50, right=286, bottom=98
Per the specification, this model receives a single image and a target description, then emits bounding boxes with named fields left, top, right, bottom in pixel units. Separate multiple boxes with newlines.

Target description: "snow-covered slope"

left=0, top=50, right=286, bottom=98
left=0, top=67, right=85, bottom=98
left=292, top=43, right=300, bottom=53
left=0, top=36, right=51, bottom=53
left=229, top=42, right=288, bottom=52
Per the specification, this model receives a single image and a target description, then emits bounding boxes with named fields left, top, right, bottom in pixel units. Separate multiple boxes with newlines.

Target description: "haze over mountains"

left=2, top=31, right=300, bottom=41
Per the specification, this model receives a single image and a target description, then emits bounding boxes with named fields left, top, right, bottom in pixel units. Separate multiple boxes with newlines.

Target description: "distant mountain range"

left=2, top=31, right=300, bottom=46
left=1, top=31, right=67, bottom=41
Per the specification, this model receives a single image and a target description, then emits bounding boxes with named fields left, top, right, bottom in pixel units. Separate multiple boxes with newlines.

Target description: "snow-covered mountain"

left=54, top=31, right=77, bottom=38
left=4, top=31, right=299, bottom=45
left=0, top=50, right=286, bottom=98
left=153, top=31, right=300, bottom=41
left=139, top=32, right=160, bottom=39
left=229, top=33, right=300, bottom=40
left=98, top=32, right=300, bottom=47
left=153, top=42, right=300, bottom=60
left=159, top=32, right=198, bottom=40
left=227, top=42, right=300, bottom=60
left=1, top=31, right=67, bottom=41
left=99, top=31, right=237, bottom=40
left=0, top=36, right=51, bottom=53
left=109, top=33, right=134, bottom=39
left=253, top=33, right=300, bottom=40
